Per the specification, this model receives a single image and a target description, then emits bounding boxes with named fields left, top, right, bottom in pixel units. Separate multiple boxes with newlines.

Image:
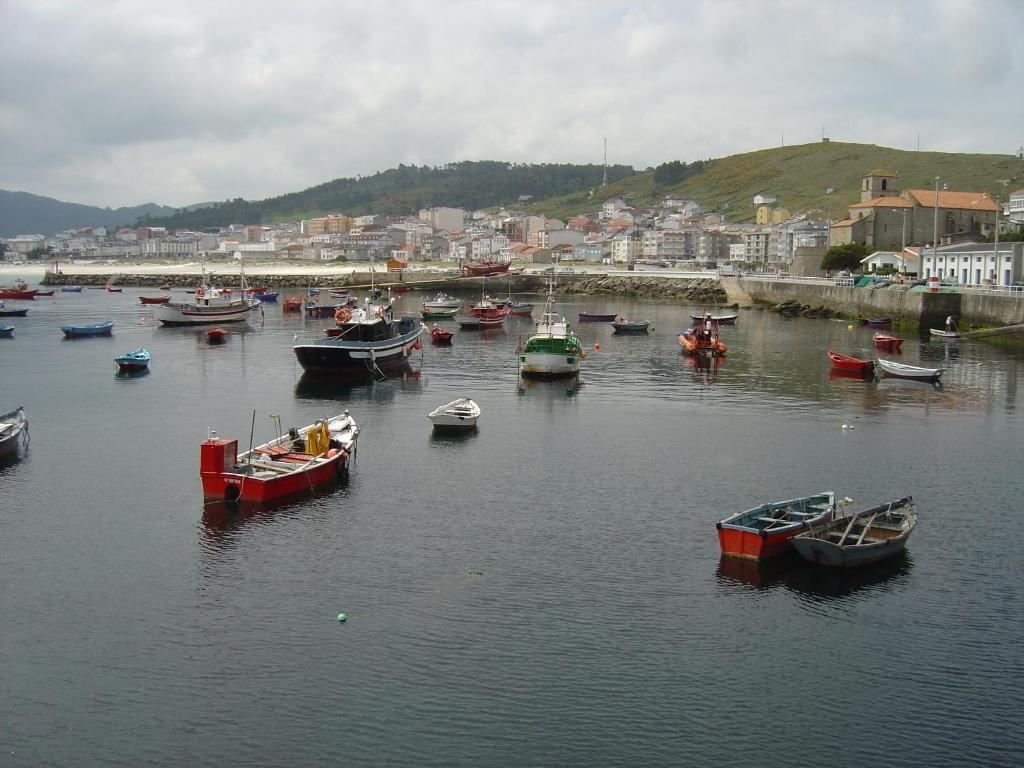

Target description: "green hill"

left=527, top=142, right=1024, bottom=222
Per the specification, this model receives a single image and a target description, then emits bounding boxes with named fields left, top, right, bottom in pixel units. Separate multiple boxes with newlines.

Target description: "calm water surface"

left=2, top=284, right=1023, bottom=767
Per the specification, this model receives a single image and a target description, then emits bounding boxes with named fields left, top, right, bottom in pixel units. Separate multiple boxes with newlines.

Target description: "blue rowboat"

left=254, top=291, right=278, bottom=303
left=114, top=347, right=151, bottom=372
left=60, top=286, right=83, bottom=293
left=0, top=325, right=14, bottom=338
left=61, top=320, right=114, bottom=338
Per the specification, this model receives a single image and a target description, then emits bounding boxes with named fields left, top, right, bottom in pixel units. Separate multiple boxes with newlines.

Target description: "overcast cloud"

left=1, top=0, right=1021, bottom=208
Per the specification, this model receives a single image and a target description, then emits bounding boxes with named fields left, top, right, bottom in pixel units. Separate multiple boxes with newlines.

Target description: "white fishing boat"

left=156, top=267, right=261, bottom=326
left=876, top=358, right=943, bottom=382
left=428, top=398, right=481, bottom=431
left=517, top=279, right=582, bottom=379
left=422, top=293, right=462, bottom=310
left=0, top=406, right=29, bottom=459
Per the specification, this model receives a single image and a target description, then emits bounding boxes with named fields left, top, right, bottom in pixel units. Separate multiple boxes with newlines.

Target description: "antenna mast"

left=602, top=138, right=608, bottom=187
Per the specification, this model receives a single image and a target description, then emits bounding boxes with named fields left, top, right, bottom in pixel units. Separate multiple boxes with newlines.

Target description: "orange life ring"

left=335, top=307, right=351, bottom=323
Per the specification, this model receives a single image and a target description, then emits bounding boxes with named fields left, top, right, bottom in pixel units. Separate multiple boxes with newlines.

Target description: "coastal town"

left=5, top=169, right=1023, bottom=290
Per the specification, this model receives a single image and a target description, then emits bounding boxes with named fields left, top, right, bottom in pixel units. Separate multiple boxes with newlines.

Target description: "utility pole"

left=933, top=176, right=940, bottom=277
left=917, top=133, right=921, bottom=152
left=993, top=194, right=1000, bottom=285
left=602, top=138, right=607, bottom=187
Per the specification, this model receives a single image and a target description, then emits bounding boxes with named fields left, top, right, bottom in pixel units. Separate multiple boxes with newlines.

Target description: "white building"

left=920, top=242, right=1023, bottom=286
left=1008, top=189, right=1024, bottom=229
left=419, top=207, right=467, bottom=233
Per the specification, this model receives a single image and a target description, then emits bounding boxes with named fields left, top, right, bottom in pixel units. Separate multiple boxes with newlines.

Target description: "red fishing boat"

left=430, top=324, right=454, bottom=344
left=199, top=412, right=359, bottom=503
left=282, top=297, right=302, bottom=312
left=206, top=327, right=227, bottom=343
left=873, top=333, right=904, bottom=351
left=0, top=281, right=39, bottom=300
left=827, top=350, right=874, bottom=375
left=105, top=284, right=123, bottom=293
left=139, top=295, right=172, bottom=304
left=462, top=259, right=511, bottom=277
left=717, top=492, right=836, bottom=561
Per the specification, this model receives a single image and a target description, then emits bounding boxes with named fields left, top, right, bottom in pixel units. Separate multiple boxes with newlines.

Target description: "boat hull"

left=156, top=301, right=260, bottom=325
left=827, top=350, right=874, bottom=374
left=716, top=492, right=835, bottom=561
left=612, top=321, right=649, bottom=333
left=293, top=324, right=424, bottom=379
left=62, top=321, right=114, bottom=337
left=930, top=329, right=960, bottom=338
left=519, top=351, right=580, bottom=378
left=578, top=313, right=616, bottom=322
left=139, top=296, right=171, bottom=304
left=0, top=290, right=37, bottom=300
left=116, top=361, right=150, bottom=372
left=792, top=499, right=916, bottom=567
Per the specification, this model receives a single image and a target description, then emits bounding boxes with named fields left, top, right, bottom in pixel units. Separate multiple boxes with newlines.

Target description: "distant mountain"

left=139, top=161, right=636, bottom=230
left=531, top=142, right=1024, bottom=222
left=0, top=190, right=178, bottom=237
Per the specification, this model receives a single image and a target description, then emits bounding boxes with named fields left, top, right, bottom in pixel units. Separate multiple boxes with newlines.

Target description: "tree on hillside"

left=821, top=242, right=869, bottom=271
left=653, top=159, right=709, bottom=187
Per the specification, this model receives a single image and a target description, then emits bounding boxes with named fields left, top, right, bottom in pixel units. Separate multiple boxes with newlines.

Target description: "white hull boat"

left=876, top=358, right=943, bottom=382
left=429, top=398, right=480, bottom=431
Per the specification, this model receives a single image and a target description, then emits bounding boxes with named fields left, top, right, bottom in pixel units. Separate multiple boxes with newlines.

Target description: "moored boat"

left=428, top=398, right=480, bottom=431
left=139, top=295, right=172, bottom=304
left=206, top=327, right=227, bottom=344
left=792, top=496, right=917, bottom=567
left=678, top=320, right=727, bottom=358
left=0, top=308, right=29, bottom=317
left=156, top=269, right=261, bottom=326
left=716, top=492, right=836, bottom=561
left=873, top=333, right=904, bottom=350
left=518, top=285, right=582, bottom=379
left=60, top=286, right=83, bottom=292
left=61, top=320, right=114, bottom=338
left=35, top=289, right=55, bottom=296
left=430, top=324, right=454, bottom=344
left=422, top=293, right=462, bottom=310
left=251, top=291, right=278, bottom=303
left=422, top=305, right=460, bottom=319
left=578, top=311, right=617, bottom=322
left=689, top=312, right=738, bottom=325
left=0, top=406, right=29, bottom=459
left=0, top=280, right=38, bottom=300
left=876, top=358, right=943, bottom=382
left=508, top=302, right=534, bottom=317
left=611, top=316, right=650, bottom=333
left=199, top=411, right=359, bottom=503
left=294, top=298, right=425, bottom=380
left=929, top=328, right=961, bottom=339
left=282, top=297, right=302, bottom=313
left=105, top=284, right=123, bottom=293
left=866, top=317, right=891, bottom=328
left=827, top=350, right=874, bottom=375
left=0, top=325, right=14, bottom=338
left=114, top=347, right=151, bottom=372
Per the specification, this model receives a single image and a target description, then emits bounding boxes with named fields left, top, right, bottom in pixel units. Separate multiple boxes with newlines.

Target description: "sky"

left=1, top=0, right=1022, bottom=209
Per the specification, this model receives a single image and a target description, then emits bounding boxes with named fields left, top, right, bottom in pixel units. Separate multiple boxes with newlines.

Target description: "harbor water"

left=2, top=285, right=1023, bottom=767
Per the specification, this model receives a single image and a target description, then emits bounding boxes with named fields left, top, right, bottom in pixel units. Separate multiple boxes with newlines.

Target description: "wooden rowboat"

left=139, top=295, right=172, bottom=304
left=929, top=329, right=961, bottom=339
left=827, top=350, right=874, bottom=374
left=61, top=320, right=114, bottom=337
left=876, top=358, right=943, bottom=382
left=793, top=496, right=917, bottom=567
left=873, top=333, right=903, bottom=350
left=717, top=492, right=836, bottom=561
left=430, top=325, right=454, bottom=344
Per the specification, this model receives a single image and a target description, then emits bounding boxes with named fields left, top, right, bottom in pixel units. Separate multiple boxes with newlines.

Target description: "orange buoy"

left=594, top=343, right=601, bottom=351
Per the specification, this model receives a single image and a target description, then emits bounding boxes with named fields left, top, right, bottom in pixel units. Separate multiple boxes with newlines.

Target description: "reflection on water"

left=295, top=367, right=422, bottom=402
left=428, top=428, right=481, bottom=448
left=517, top=376, right=582, bottom=397
left=114, top=368, right=151, bottom=380
left=716, top=552, right=799, bottom=589
left=716, top=550, right=913, bottom=598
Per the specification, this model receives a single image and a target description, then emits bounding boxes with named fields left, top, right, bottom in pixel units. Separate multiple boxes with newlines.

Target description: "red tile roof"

left=905, top=189, right=998, bottom=211
left=850, top=196, right=912, bottom=209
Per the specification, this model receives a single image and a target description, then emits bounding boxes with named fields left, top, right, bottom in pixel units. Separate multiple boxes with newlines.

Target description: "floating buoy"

left=594, top=343, right=601, bottom=351
left=337, top=613, right=348, bottom=623
left=842, top=424, right=849, bottom=430
left=847, top=324, right=854, bottom=330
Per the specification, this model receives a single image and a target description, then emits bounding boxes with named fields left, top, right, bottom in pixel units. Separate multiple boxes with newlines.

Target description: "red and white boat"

left=826, top=350, right=874, bottom=375
left=717, top=492, right=837, bottom=561
left=462, top=259, right=511, bottom=277
left=105, top=284, right=123, bottom=293
left=0, top=281, right=39, bottom=300
left=156, top=269, right=260, bottom=326
left=458, top=301, right=510, bottom=328
left=873, top=333, right=904, bottom=351
left=200, top=412, right=359, bottom=503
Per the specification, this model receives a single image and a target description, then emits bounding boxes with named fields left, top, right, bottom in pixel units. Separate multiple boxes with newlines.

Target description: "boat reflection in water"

left=717, top=550, right=913, bottom=597
left=114, top=368, right=151, bottom=381
left=428, top=427, right=481, bottom=447
left=294, top=366, right=422, bottom=402
left=691, top=354, right=726, bottom=383
left=200, top=490, right=350, bottom=548
left=828, top=367, right=874, bottom=382
left=517, top=376, right=582, bottom=398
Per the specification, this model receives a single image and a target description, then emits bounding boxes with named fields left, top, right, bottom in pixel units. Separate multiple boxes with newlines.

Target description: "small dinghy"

left=611, top=316, right=650, bottom=333
left=578, top=311, right=617, bottom=322
left=0, top=325, right=14, bottom=338
left=929, top=328, right=961, bottom=339
left=876, top=358, right=943, bottom=382
left=61, top=320, right=114, bottom=338
left=206, top=327, right=227, bottom=344
left=873, top=333, right=904, bottom=350
left=139, top=295, right=172, bottom=304
left=428, top=398, right=480, bottom=432
left=430, top=324, right=454, bottom=344
left=61, top=286, right=83, bottom=293
left=827, top=350, right=873, bottom=375
left=792, top=496, right=917, bottom=568
left=0, top=308, right=28, bottom=317
left=114, top=347, right=151, bottom=372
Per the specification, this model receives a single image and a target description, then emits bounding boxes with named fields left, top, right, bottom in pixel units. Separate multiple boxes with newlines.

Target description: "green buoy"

left=337, top=612, right=348, bottom=623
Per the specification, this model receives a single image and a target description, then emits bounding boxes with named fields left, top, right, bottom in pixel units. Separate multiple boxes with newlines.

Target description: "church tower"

left=861, top=170, right=899, bottom=202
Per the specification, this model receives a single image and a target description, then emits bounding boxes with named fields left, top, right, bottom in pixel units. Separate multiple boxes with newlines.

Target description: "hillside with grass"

left=527, top=142, right=1024, bottom=222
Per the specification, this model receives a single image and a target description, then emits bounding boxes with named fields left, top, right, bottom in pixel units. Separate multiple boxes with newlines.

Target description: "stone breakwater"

left=41, top=271, right=730, bottom=303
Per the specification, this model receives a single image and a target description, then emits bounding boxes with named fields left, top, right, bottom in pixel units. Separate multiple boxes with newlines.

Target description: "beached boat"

left=462, top=259, right=511, bottom=277
left=611, top=316, right=650, bottom=333
left=578, top=311, right=617, bottom=322
left=876, top=358, right=943, bottom=382
left=827, top=350, right=874, bottom=375
left=61, top=320, right=114, bottom=338
left=0, top=407, right=29, bottom=459
left=0, top=308, right=29, bottom=317
left=430, top=325, right=454, bottom=344
left=206, top=327, right=227, bottom=344
left=929, top=328, right=961, bottom=339
left=0, top=326, right=14, bottom=338
left=294, top=298, right=425, bottom=380
left=873, top=333, right=904, bottom=351
left=518, top=285, right=582, bottom=379
left=792, top=496, right=917, bottom=568
left=114, top=347, right=151, bottom=372
left=428, top=398, right=480, bottom=432
left=156, top=269, right=261, bottom=326
left=60, top=286, right=83, bottom=292
left=716, top=492, right=836, bottom=561
left=422, top=305, right=460, bottom=319
left=139, top=295, right=171, bottom=304
left=199, top=411, right=359, bottom=503
left=689, top=312, right=738, bottom=325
